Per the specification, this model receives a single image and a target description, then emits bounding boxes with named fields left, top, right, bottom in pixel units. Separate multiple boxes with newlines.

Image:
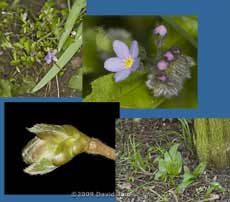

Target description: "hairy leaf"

left=84, top=72, right=164, bottom=108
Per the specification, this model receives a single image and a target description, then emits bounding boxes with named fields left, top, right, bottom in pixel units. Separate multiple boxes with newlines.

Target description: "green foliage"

left=68, top=68, right=82, bottom=91
left=176, top=162, right=206, bottom=193
left=0, top=0, right=85, bottom=96
left=154, top=144, right=182, bottom=181
left=0, top=76, right=36, bottom=97
left=155, top=144, right=208, bottom=193
left=58, top=0, right=86, bottom=51
left=178, top=119, right=194, bottom=151
left=96, top=27, right=113, bottom=52
left=161, top=16, right=197, bottom=48
left=2, top=1, right=65, bottom=69
left=0, top=0, right=8, bottom=9
left=32, top=24, right=83, bottom=93
left=127, top=135, right=148, bottom=172
left=0, top=79, right=12, bottom=97
left=205, top=182, right=225, bottom=198
left=84, top=72, right=164, bottom=108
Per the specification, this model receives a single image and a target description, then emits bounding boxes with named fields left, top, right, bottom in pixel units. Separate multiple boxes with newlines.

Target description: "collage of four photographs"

left=0, top=0, right=230, bottom=202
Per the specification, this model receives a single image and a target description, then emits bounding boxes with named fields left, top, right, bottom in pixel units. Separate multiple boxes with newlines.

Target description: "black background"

left=4, top=102, right=119, bottom=194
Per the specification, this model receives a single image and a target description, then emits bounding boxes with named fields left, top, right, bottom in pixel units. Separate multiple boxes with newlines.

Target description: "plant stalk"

left=86, top=138, right=116, bottom=160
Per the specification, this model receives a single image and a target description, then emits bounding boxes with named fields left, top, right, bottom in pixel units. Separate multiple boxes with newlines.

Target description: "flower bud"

left=164, top=51, right=174, bottom=61
left=154, top=25, right=167, bottom=37
left=157, top=60, right=169, bottom=70
left=22, top=124, right=115, bottom=175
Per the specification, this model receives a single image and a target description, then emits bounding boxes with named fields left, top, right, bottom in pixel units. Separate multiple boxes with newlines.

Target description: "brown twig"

left=86, top=138, right=116, bottom=160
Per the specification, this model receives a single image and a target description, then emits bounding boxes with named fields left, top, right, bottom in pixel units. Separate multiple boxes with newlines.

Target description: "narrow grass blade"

left=31, top=24, right=82, bottom=93
left=58, top=0, right=86, bottom=51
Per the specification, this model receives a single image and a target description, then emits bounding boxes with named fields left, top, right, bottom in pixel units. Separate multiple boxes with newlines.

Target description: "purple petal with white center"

left=104, top=57, right=125, bottom=72
left=131, top=58, right=140, bottom=71
left=113, top=40, right=130, bottom=59
left=130, top=40, right=139, bottom=58
left=115, top=69, right=131, bottom=82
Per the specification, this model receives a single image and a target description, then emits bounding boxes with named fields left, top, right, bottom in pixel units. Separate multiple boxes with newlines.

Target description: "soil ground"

left=116, top=119, right=230, bottom=202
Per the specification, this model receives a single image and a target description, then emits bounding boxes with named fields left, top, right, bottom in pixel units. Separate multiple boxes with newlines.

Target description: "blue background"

left=1, top=0, right=230, bottom=201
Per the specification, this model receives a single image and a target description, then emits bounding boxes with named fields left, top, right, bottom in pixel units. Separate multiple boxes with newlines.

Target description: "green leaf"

left=0, top=1, right=8, bottom=9
left=161, top=16, right=197, bottom=48
left=169, top=144, right=180, bottom=157
left=0, top=79, right=12, bottom=97
left=68, top=68, right=82, bottom=91
left=205, top=182, right=225, bottom=198
left=192, top=162, right=206, bottom=177
left=170, top=16, right=198, bottom=39
left=176, top=172, right=195, bottom=193
left=96, top=27, right=112, bottom=52
left=84, top=72, right=164, bottom=108
left=11, top=76, right=36, bottom=96
left=31, top=24, right=82, bottom=93
left=177, top=162, right=206, bottom=193
left=58, top=0, right=86, bottom=51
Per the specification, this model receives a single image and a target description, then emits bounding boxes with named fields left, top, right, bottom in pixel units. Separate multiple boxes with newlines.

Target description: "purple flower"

left=158, top=75, right=167, bottom=82
left=44, top=49, right=58, bottom=64
left=164, top=51, right=174, bottom=61
left=154, top=25, right=167, bottom=37
left=104, top=40, right=140, bottom=82
left=157, top=60, right=169, bottom=70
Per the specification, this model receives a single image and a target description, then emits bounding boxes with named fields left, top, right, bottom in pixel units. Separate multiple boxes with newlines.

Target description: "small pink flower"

left=154, top=25, right=167, bottom=37
left=157, top=60, right=169, bottom=70
left=164, top=51, right=174, bottom=61
left=158, top=75, right=167, bottom=82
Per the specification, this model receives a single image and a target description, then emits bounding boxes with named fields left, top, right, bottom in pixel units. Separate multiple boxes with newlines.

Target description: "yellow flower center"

left=124, top=57, right=134, bottom=68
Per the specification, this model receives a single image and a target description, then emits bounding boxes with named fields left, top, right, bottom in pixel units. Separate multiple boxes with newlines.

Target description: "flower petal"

left=113, top=40, right=130, bottom=59
left=157, top=60, right=169, bottom=70
left=131, top=58, right=140, bottom=71
left=114, top=69, right=131, bottom=82
left=104, top=57, right=125, bottom=72
left=154, top=25, right=167, bottom=37
left=130, top=40, right=139, bottom=58
left=52, top=50, right=57, bottom=56
left=52, top=56, right=58, bottom=62
left=45, top=57, right=52, bottom=64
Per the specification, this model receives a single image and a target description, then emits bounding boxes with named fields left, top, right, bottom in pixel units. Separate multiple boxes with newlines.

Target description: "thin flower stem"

left=55, top=75, right=60, bottom=97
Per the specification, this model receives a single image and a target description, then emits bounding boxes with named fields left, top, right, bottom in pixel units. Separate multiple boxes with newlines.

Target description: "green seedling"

left=176, top=162, right=206, bottom=193
left=154, top=144, right=182, bottom=181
